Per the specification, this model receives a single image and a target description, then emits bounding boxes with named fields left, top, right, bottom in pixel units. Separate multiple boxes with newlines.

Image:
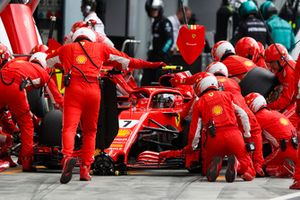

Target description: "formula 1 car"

left=91, top=69, right=202, bottom=175
left=30, top=68, right=202, bottom=174
left=91, top=66, right=283, bottom=175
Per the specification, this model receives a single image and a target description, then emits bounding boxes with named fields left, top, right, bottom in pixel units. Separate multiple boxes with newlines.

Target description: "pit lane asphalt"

left=0, top=167, right=299, bottom=200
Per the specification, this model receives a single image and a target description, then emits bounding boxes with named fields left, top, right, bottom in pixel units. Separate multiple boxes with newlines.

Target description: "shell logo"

left=244, top=60, right=254, bottom=67
left=76, top=55, right=87, bottom=64
left=208, top=92, right=214, bottom=97
left=212, top=105, right=223, bottom=116
left=279, top=118, right=289, bottom=126
left=192, top=34, right=196, bottom=39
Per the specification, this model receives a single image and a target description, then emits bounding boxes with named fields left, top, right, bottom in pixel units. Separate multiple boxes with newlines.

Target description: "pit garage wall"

left=106, top=0, right=177, bottom=60
left=63, top=0, right=290, bottom=59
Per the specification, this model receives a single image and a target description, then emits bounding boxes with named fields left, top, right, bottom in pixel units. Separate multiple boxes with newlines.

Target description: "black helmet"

left=81, top=0, right=97, bottom=14
left=145, top=0, right=164, bottom=17
left=260, top=1, right=278, bottom=20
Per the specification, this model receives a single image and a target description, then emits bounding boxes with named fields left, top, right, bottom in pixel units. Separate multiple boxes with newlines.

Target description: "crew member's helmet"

left=81, top=0, right=97, bottom=14
left=0, top=43, right=12, bottom=67
left=257, top=41, right=265, bottom=56
left=211, top=40, right=235, bottom=61
left=235, top=37, right=260, bottom=60
left=72, top=27, right=97, bottom=42
left=29, top=52, right=48, bottom=69
left=260, top=1, right=278, bottom=20
left=239, top=0, right=258, bottom=18
left=244, top=92, right=267, bottom=113
left=71, top=21, right=87, bottom=33
left=205, top=61, right=229, bottom=77
left=264, top=43, right=288, bottom=67
left=194, top=72, right=218, bottom=96
left=30, top=44, right=49, bottom=54
left=145, top=0, right=164, bottom=17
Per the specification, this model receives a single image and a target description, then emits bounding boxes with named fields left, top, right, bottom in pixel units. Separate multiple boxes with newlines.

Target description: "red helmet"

left=194, top=72, right=218, bottom=96
left=211, top=40, right=235, bottom=61
left=235, top=37, right=259, bottom=60
left=257, top=41, right=265, bottom=55
left=30, top=44, right=49, bottom=54
left=244, top=92, right=267, bottom=113
left=0, top=43, right=12, bottom=67
left=205, top=61, right=228, bottom=77
left=264, top=43, right=288, bottom=66
left=71, top=21, right=87, bottom=33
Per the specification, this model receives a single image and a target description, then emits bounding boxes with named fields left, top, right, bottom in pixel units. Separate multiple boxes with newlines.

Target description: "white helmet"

left=205, top=61, right=228, bottom=77
left=211, top=40, right=235, bottom=61
left=194, top=72, right=218, bottom=96
left=152, top=0, right=164, bottom=9
left=29, top=52, right=48, bottom=69
left=245, top=92, right=267, bottom=113
left=72, top=27, right=96, bottom=42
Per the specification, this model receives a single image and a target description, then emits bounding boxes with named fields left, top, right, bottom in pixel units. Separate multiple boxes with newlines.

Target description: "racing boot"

left=80, top=165, right=91, bottom=181
left=225, top=155, right=238, bottom=183
left=290, top=180, right=300, bottom=189
left=60, top=157, right=77, bottom=184
left=206, top=156, right=222, bottom=182
left=278, top=159, right=295, bottom=177
left=22, top=156, right=36, bottom=172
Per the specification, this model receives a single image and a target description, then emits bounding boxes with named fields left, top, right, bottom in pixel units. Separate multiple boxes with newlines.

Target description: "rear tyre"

left=39, top=110, right=62, bottom=146
left=239, top=67, right=279, bottom=98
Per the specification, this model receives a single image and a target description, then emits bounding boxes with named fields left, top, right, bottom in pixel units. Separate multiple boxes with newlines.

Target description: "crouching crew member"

left=206, top=62, right=264, bottom=177
left=187, top=72, right=256, bottom=182
left=245, top=92, right=297, bottom=177
left=0, top=43, right=63, bottom=172
left=265, top=44, right=299, bottom=128
left=46, top=27, right=166, bottom=184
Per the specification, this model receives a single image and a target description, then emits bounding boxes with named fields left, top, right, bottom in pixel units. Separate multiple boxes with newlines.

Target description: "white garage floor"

left=0, top=167, right=299, bottom=200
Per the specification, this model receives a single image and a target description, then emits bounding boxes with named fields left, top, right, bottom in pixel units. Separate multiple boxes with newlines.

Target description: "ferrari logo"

left=76, top=55, right=87, bottom=64
left=279, top=118, right=288, bottom=126
left=212, top=105, right=223, bottom=116
left=244, top=60, right=254, bottom=67
left=208, top=92, right=214, bottom=97
left=192, top=34, right=196, bottom=39
left=175, top=113, right=180, bottom=127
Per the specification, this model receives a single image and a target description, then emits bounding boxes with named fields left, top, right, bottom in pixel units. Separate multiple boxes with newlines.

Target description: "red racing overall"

left=217, top=76, right=264, bottom=176
left=222, top=55, right=255, bottom=82
left=268, top=60, right=299, bottom=128
left=188, top=90, right=255, bottom=179
left=255, top=108, right=297, bottom=177
left=47, top=40, right=164, bottom=169
left=0, top=60, right=63, bottom=171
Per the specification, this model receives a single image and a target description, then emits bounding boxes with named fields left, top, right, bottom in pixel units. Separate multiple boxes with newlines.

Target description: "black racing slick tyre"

left=27, top=88, right=48, bottom=118
left=239, top=67, right=279, bottom=98
left=39, top=109, right=62, bottom=146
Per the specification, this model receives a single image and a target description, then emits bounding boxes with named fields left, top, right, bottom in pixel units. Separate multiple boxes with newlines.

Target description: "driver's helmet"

left=152, top=93, right=175, bottom=108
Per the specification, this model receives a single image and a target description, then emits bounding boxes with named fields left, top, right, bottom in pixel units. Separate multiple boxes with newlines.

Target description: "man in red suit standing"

left=46, top=27, right=166, bottom=184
